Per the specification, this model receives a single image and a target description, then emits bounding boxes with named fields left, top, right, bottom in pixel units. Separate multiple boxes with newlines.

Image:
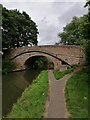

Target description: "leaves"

left=58, top=15, right=89, bottom=46
left=2, top=6, right=39, bottom=49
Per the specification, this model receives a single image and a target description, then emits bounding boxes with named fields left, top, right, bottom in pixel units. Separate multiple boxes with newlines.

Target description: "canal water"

left=2, top=70, right=40, bottom=116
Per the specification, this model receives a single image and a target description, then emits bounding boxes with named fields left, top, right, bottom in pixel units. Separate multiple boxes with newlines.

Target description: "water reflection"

left=2, top=69, right=40, bottom=116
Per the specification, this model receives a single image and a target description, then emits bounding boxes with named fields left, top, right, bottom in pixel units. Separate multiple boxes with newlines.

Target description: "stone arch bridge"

left=9, top=45, right=84, bottom=70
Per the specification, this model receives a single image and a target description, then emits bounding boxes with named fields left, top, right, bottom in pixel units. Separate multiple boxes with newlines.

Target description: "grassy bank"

left=7, top=70, right=48, bottom=118
left=65, top=68, right=88, bottom=118
left=53, top=67, right=74, bottom=80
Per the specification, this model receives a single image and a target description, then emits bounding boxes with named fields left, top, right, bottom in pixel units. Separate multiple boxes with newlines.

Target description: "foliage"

left=65, top=68, right=88, bottom=118
left=85, top=41, right=90, bottom=67
left=86, top=45, right=90, bottom=68
left=84, top=0, right=90, bottom=7
left=58, top=15, right=88, bottom=46
left=33, top=57, right=48, bottom=70
left=7, top=70, right=48, bottom=118
left=25, top=56, right=54, bottom=70
left=2, top=5, right=39, bottom=49
left=53, top=67, right=74, bottom=80
left=84, top=1, right=90, bottom=68
left=2, top=58, right=16, bottom=74
left=25, top=56, right=48, bottom=70
left=58, top=1, right=90, bottom=68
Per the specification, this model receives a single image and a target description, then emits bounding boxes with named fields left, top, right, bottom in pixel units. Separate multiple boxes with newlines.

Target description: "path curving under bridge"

left=44, top=67, right=82, bottom=118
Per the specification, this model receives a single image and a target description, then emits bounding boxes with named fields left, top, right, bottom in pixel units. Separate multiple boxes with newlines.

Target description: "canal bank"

left=3, top=70, right=48, bottom=118
left=2, top=69, right=41, bottom=116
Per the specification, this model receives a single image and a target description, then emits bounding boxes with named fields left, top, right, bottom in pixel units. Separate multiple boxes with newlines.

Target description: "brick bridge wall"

left=9, top=45, right=84, bottom=70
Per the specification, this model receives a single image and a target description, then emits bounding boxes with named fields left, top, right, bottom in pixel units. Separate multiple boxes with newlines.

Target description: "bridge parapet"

left=8, top=45, right=84, bottom=69
left=9, top=45, right=84, bottom=58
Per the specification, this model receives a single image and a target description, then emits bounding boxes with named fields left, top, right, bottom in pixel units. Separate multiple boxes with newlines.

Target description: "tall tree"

left=84, top=0, right=90, bottom=67
left=58, top=15, right=88, bottom=46
left=2, top=6, right=39, bottom=49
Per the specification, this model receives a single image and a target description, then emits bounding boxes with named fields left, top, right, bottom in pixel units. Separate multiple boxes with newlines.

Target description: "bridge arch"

left=8, top=45, right=84, bottom=71
left=11, top=50, right=69, bottom=70
left=24, top=55, right=54, bottom=70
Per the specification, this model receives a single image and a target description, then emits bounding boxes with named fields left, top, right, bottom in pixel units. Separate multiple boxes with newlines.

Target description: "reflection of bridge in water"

left=9, top=45, right=84, bottom=70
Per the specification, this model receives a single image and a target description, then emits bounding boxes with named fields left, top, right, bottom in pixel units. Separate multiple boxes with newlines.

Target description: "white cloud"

left=58, top=2, right=88, bottom=25
left=1, top=0, right=55, bottom=3
left=1, top=1, right=88, bottom=45
left=1, top=0, right=86, bottom=2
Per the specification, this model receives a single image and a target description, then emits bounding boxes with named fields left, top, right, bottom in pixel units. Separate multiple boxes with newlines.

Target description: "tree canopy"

left=2, top=6, right=39, bottom=49
left=58, top=0, right=90, bottom=67
left=58, top=15, right=88, bottom=46
left=84, top=0, right=90, bottom=67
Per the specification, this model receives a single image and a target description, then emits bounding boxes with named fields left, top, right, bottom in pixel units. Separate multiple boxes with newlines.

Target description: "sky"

left=1, top=0, right=88, bottom=45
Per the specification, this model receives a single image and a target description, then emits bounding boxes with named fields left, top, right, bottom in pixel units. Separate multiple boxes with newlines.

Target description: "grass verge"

left=7, top=70, right=48, bottom=118
left=53, top=67, right=74, bottom=80
left=65, top=68, right=88, bottom=118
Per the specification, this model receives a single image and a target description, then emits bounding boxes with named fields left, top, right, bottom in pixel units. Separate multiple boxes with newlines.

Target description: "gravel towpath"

left=44, top=70, right=74, bottom=118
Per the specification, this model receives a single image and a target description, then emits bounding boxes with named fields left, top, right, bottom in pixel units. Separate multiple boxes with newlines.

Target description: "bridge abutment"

left=53, top=58, right=61, bottom=70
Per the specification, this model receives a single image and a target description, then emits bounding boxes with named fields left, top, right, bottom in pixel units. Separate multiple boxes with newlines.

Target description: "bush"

left=85, top=41, right=90, bottom=68
left=53, top=67, right=74, bottom=80
left=2, top=58, right=16, bottom=74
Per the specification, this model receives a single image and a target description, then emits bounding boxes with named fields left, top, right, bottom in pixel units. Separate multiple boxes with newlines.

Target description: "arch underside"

left=24, top=55, right=54, bottom=70
left=12, top=51, right=64, bottom=70
left=11, top=50, right=77, bottom=71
